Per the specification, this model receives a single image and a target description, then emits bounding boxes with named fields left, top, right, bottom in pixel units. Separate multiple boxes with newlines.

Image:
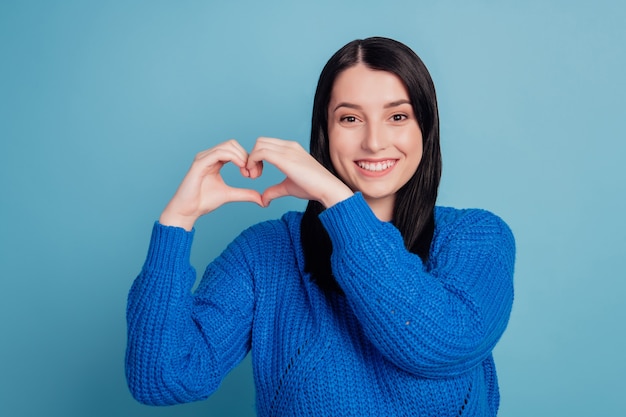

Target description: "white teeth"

left=357, top=160, right=396, bottom=172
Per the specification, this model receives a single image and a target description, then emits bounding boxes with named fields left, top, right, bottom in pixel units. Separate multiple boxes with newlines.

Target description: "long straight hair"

left=301, top=37, right=442, bottom=292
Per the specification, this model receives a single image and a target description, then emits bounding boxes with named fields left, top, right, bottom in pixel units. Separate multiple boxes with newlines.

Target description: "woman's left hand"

left=246, top=137, right=353, bottom=208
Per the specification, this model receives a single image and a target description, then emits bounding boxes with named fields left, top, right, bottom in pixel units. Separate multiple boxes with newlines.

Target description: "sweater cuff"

left=319, top=193, right=385, bottom=249
left=143, top=221, right=195, bottom=272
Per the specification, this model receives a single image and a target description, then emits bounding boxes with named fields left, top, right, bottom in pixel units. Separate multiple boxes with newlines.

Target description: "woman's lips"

left=355, top=159, right=398, bottom=173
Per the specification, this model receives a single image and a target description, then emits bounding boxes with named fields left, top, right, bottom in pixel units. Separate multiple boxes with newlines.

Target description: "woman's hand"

left=246, top=137, right=353, bottom=208
left=159, top=140, right=263, bottom=231
left=159, top=137, right=353, bottom=230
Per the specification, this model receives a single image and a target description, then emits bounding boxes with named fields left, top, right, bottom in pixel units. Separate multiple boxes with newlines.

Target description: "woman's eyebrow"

left=332, top=102, right=362, bottom=112
left=384, top=99, right=411, bottom=108
left=332, top=99, right=411, bottom=113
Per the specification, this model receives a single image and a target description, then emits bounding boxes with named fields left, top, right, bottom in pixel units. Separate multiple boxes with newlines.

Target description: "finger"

left=248, top=138, right=307, bottom=172
left=226, top=187, right=264, bottom=207
left=194, top=147, right=248, bottom=175
left=246, top=137, right=291, bottom=177
left=239, top=166, right=250, bottom=178
left=196, top=140, right=248, bottom=164
left=261, top=180, right=291, bottom=207
left=247, top=160, right=263, bottom=179
left=246, top=152, right=264, bottom=179
left=223, top=139, right=253, bottom=176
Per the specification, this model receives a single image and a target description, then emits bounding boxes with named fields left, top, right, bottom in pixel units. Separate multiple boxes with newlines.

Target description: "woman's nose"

left=361, top=123, right=388, bottom=152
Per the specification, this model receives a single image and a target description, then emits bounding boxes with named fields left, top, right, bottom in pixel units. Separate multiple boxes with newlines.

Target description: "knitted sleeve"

left=125, top=222, right=255, bottom=405
left=319, top=193, right=515, bottom=378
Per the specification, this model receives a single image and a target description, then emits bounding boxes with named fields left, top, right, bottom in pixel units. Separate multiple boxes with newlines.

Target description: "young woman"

left=126, top=37, right=515, bottom=416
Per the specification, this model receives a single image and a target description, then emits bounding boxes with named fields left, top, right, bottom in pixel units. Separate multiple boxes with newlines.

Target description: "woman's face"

left=327, top=64, right=423, bottom=221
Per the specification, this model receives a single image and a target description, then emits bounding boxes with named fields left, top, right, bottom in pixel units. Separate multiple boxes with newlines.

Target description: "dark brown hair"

left=301, top=37, right=442, bottom=292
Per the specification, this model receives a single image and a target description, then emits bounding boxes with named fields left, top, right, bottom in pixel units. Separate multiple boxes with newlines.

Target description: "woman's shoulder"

left=234, top=210, right=304, bottom=247
left=223, top=211, right=306, bottom=276
left=435, top=205, right=510, bottom=227
left=433, top=205, right=515, bottom=246
left=430, top=206, right=516, bottom=286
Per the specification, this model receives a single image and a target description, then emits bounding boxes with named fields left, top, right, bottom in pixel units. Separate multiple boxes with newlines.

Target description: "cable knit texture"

left=126, top=193, right=515, bottom=416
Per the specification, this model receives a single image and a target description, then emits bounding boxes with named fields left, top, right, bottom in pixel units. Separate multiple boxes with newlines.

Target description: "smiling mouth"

left=356, top=160, right=397, bottom=172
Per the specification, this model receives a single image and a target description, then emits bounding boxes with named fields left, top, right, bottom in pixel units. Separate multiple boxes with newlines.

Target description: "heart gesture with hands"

left=159, top=137, right=353, bottom=231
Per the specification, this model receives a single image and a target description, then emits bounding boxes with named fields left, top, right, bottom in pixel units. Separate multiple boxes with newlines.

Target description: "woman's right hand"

left=158, top=140, right=263, bottom=231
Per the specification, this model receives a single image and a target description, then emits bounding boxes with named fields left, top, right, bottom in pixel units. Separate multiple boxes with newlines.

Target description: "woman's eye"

left=340, top=116, right=357, bottom=123
left=392, top=114, right=407, bottom=122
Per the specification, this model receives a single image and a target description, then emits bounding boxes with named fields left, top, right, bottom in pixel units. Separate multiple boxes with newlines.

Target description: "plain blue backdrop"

left=1, top=1, right=624, bottom=416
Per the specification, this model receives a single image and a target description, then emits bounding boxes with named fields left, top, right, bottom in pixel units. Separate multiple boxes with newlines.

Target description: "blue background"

left=1, top=1, right=624, bottom=416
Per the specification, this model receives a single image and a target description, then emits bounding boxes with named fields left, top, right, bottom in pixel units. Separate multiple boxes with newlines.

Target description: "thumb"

left=261, top=180, right=291, bottom=207
left=226, top=187, right=264, bottom=207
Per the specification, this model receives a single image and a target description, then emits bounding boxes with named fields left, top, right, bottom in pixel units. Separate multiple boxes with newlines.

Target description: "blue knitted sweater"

left=126, top=193, right=515, bottom=416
